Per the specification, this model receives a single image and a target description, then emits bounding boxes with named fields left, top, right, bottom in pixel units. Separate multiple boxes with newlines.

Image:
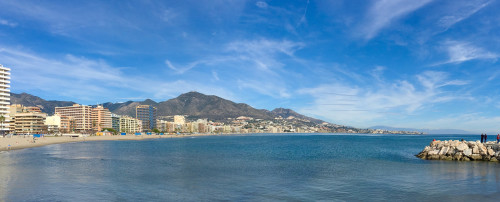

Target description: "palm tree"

left=0, top=115, right=5, bottom=137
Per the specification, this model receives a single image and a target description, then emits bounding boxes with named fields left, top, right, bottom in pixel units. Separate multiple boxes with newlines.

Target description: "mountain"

left=369, top=126, right=472, bottom=135
left=10, top=92, right=76, bottom=115
left=103, top=91, right=323, bottom=122
left=11, top=91, right=325, bottom=124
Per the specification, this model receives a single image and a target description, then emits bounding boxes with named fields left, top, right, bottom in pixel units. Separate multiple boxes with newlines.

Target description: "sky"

left=1, top=0, right=500, bottom=133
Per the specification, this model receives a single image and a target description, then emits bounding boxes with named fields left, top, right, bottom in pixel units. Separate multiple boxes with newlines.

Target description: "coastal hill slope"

left=10, top=92, right=76, bottom=114
left=10, top=92, right=325, bottom=124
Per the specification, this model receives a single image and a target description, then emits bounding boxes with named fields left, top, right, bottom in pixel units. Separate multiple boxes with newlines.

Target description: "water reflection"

left=0, top=152, right=13, bottom=201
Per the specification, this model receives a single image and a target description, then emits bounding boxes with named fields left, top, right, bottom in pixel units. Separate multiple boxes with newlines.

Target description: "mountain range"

left=10, top=91, right=325, bottom=124
left=10, top=92, right=473, bottom=134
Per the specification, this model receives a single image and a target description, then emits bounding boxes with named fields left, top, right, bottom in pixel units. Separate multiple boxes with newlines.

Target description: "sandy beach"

left=0, top=133, right=217, bottom=151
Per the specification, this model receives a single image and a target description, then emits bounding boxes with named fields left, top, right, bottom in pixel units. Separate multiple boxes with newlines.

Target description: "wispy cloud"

left=164, top=39, right=304, bottom=98
left=256, top=1, right=268, bottom=9
left=434, top=41, right=498, bottom=65
left=436, top=0, right=491, bottom=31
left=359, top=0, right=432, bottom=40
left=0, top=46, right=234, bottom=103
left=160, top=8, right=178, bottom=23
left=298, top=70, right=468, bottom=126
left=211, top=70, right=220, bottom=81
left=0, top=19, right=17, bottom=27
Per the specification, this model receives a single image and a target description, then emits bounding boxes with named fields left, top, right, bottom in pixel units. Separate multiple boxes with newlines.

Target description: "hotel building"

left=0, top=65, right=10, bottom=134
left=55, top=104, right=93, bottom=133
left=91, top=105, right=112, bottom=132
left=136, top=105, right=157, bottom=132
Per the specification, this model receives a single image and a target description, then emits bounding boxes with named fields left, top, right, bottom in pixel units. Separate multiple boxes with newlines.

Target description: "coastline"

left=0, top=133, right=217, bottom=152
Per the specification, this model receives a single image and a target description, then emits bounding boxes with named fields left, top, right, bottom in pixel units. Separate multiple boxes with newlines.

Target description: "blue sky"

left=1, top=0, right=500, bottom=132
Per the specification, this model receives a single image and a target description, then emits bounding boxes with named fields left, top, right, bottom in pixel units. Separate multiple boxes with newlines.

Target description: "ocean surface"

left=1, top=134, right=500, bottom=201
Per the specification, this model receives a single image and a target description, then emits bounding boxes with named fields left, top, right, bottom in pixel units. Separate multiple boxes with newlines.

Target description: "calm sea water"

left=1, top=134, right=500, bottom=201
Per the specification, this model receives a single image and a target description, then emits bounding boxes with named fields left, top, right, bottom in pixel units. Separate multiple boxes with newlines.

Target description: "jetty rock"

left=416, top=140, right=500, bottom=162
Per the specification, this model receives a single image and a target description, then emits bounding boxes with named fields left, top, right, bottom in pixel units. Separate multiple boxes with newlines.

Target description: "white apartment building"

left=0, top=65, right=10, bottom=134
left=119, top=116, right=142, bottom=133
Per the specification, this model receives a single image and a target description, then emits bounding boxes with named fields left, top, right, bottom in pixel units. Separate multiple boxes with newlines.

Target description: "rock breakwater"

left=417, top=140, right=500, bottom=162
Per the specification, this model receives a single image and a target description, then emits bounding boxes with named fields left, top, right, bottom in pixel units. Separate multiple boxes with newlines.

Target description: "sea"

left=1, top=134, right=500, bottom=201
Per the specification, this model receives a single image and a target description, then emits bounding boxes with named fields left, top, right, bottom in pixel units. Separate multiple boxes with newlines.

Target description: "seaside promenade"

left=0, top=134, right=214, bottom=151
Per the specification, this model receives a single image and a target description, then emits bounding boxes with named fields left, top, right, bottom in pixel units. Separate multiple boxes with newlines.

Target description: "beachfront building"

left=45, top=113, right=75, bottom=133
left=55, top=104, right=92, bottom=133
left=173, top=115, right=185, bottom=124
left=157, top=119, right=168, bottom=132
left=91, top=106, right=112, bottom=132
left=8, top=104, right=24, bottom=132
left=119, top=116, right=142, bottom=133
left=136, top=105, right=157, bottom=132
left=0, top=65, right=10, bottom=134
left=14, top=112, right=47, bottom=134
left=111, top=113, right=120, bottom=132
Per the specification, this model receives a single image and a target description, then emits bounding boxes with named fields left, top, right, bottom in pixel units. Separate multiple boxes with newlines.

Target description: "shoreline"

left=0, top=133, right=217, bottom=152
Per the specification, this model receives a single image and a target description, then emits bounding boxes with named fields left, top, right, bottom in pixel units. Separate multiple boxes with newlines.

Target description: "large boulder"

left=470, top=154, right=483, bottom=161
left=439, top=147, right=449, bottom=155
left=488, top=148, right=495, bottom=156
left=428, top=150, right=439, bottom=155
left=472, top=145, right=479, bottom=154
left=464, top=148, right=473, bottom=156
left=447, top=147, right=456, bottom=155
left=456, top=143, right=469, bottom=151
left=478, top=144, right=488, bottom=155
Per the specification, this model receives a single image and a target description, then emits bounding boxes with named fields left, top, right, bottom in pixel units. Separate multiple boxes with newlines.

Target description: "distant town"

left=0, top=64, right=422, bottom=135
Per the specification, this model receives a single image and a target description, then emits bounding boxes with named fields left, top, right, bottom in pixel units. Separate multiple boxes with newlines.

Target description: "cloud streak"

left=436, top=0, right=491, bottom=31
left=359, top=0, right=432, bottom=40
left=0, top=46, right=234, bottom=103
left=0, top=19, right=17, bottom=27
left=434, top=41, right=498, bottom=65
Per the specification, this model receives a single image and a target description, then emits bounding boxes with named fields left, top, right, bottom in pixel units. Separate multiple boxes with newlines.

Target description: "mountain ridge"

left=10, top=92, right=324, bottom=124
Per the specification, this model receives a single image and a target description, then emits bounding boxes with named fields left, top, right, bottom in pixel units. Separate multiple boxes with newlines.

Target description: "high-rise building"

left=91, top=105, right=112, bottom=132
left=55, top=104, right=93, bottom=133
left=0, top=65, right=10, bottom=134
left=136, top=105, right=157, bottom=132
left=111, top=113, right=121, bottom=132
